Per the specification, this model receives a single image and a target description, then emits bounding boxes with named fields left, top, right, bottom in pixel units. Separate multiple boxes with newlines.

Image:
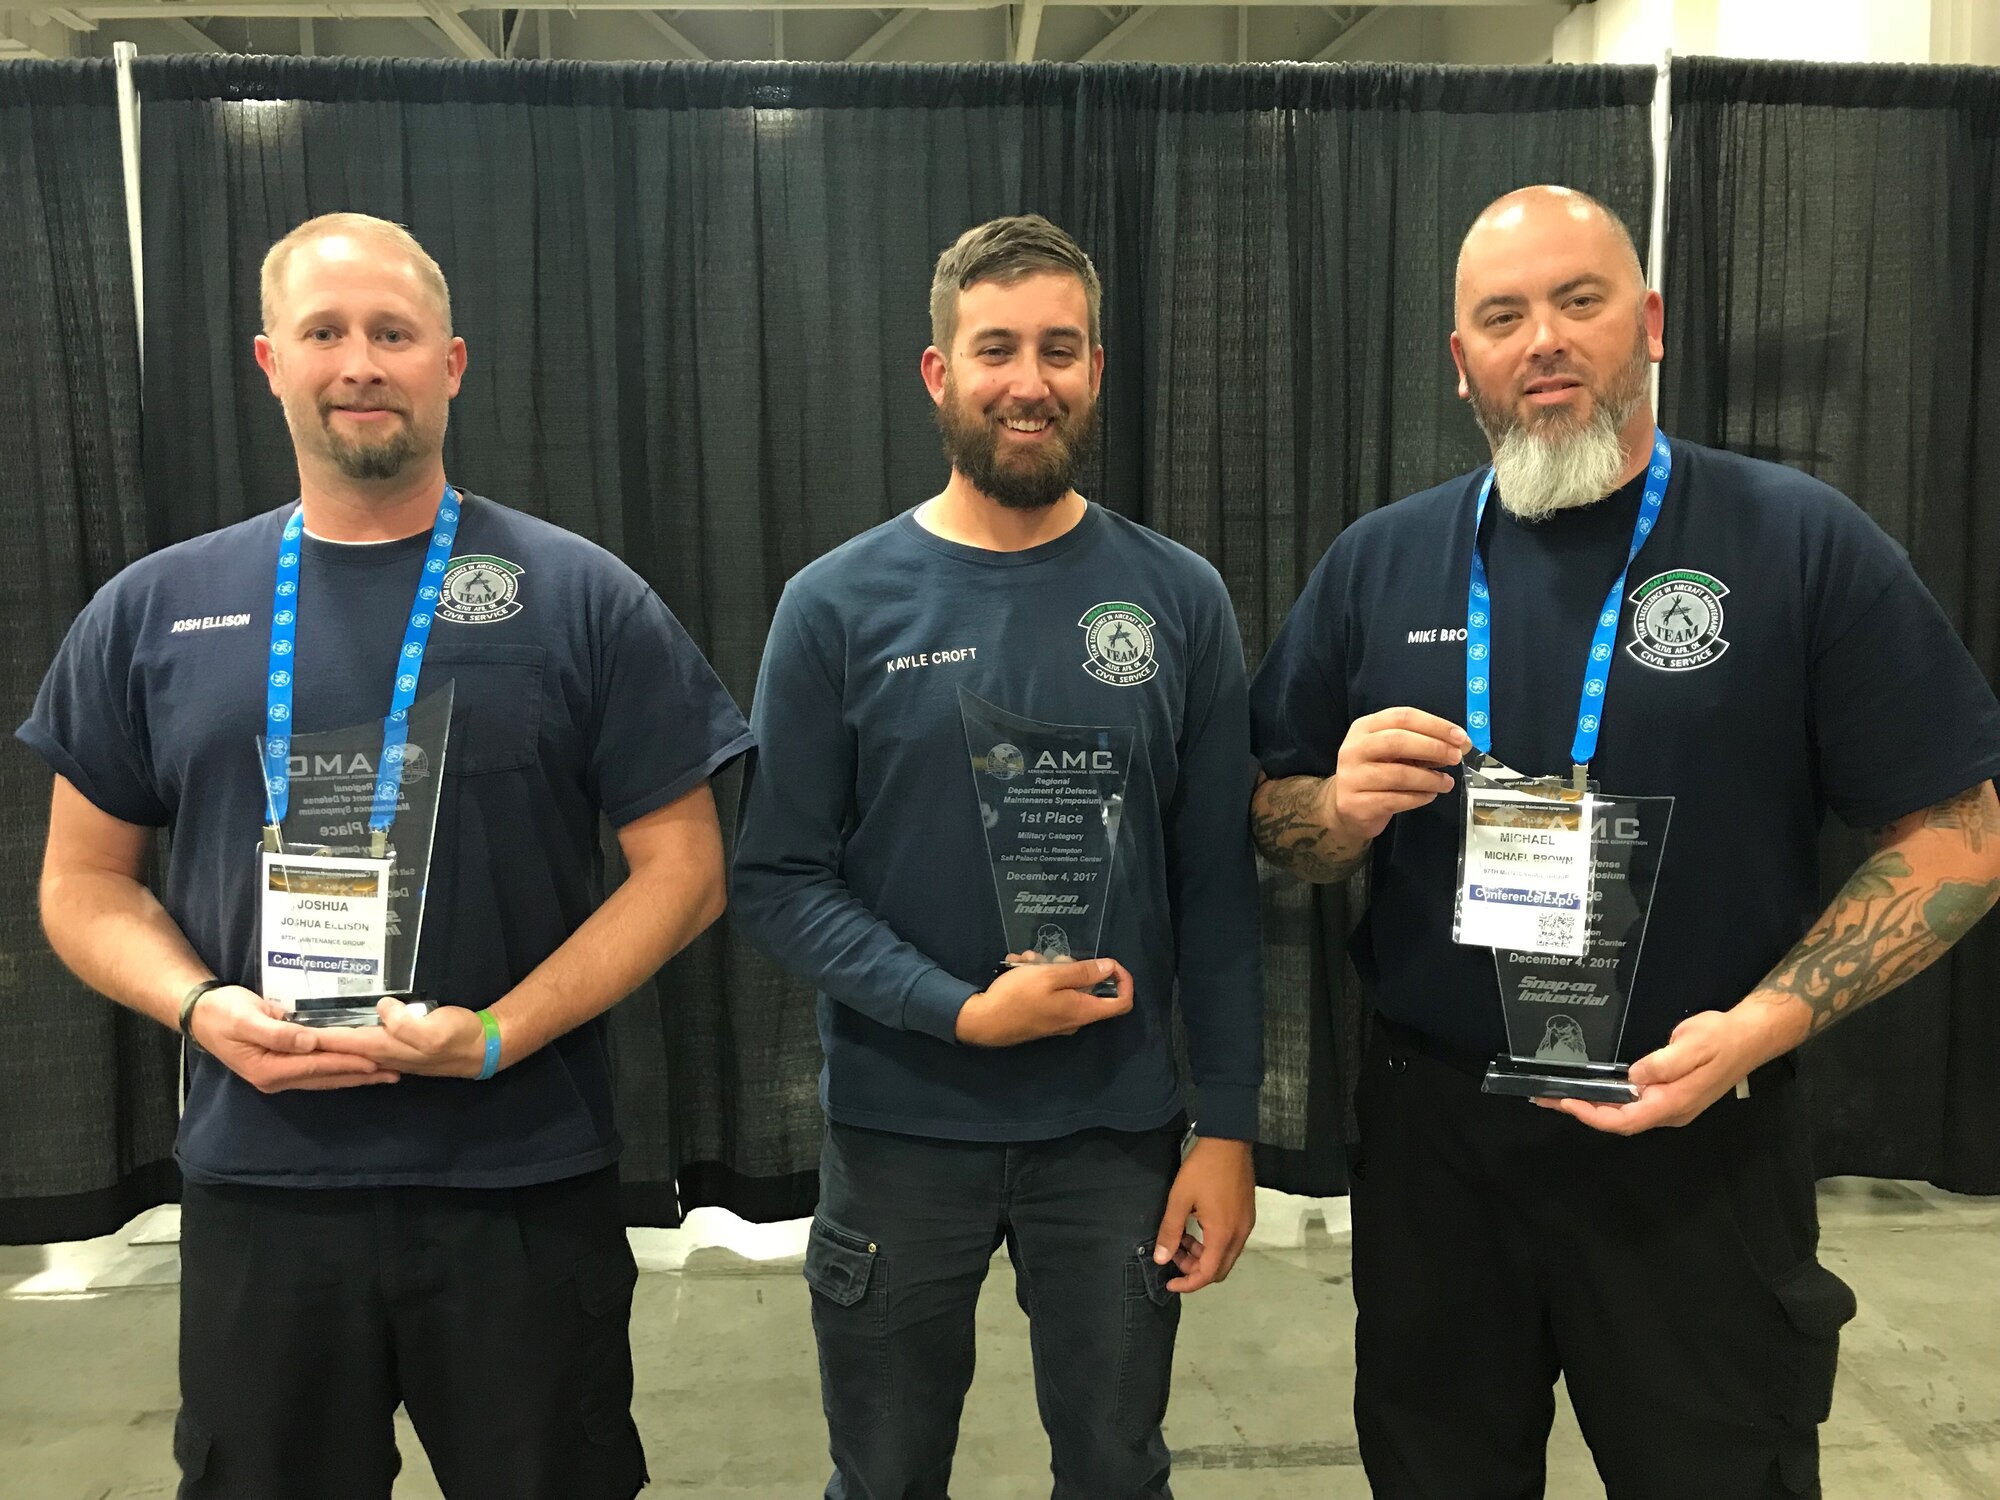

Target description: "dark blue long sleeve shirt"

left=731, top=504, right=1263, bottom=1142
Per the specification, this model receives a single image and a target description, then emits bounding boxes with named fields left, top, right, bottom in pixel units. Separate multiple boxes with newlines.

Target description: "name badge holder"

left=1455, top=759, right=1676, bottom=1103
left=253, top=492, right=461, bottom=1027
left=257, top=686, right=454, bottom=1025
left=1453, top=435, right=1675, bottom=1103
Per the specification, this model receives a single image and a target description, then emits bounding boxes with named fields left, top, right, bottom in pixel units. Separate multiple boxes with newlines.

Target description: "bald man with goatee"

left=1248, top=186, right=2000, bottom=1497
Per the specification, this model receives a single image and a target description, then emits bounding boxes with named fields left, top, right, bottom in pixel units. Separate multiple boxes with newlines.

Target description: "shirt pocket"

left=426, top=643, right=548, bottom=776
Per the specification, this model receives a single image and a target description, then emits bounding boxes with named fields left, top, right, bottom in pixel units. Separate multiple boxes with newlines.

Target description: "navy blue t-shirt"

left=1251, top=438, right=2000, bottom=1060
left=731, top=504, right=1264, bottom=1142
left=20, top=493, right=752, bottom=1188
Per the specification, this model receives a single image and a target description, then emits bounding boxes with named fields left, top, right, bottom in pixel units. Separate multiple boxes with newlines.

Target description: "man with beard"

left=1248, top=183, right=2000, bottom=1497
left=20, top=213, right=751, bottom=1498
left=732, top=214, right=1263, bottom=1499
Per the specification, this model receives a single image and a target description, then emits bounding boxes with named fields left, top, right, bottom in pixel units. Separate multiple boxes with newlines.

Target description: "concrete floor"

left=3, top=1179, right=1998, bottom=1499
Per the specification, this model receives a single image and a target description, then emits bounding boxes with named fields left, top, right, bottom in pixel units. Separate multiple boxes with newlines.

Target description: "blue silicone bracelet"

left=475, top=1009, right=502, bottom=1081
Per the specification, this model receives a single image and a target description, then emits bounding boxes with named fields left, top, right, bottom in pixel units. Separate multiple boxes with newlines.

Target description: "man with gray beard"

left=733, top=214, right=1263, bottom=1499
left=1247, top=186, right=2000, bottom=1497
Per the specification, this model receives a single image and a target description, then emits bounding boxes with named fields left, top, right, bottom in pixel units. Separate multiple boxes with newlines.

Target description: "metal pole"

left=1646, top=47, right=1672, bottom=411
left=113, top=39, right=145, bottom=378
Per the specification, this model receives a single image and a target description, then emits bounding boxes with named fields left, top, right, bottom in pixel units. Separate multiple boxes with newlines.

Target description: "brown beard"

left=311, top=397, right=433, bottom=482
left=935, top=380, right=1099, bottom=511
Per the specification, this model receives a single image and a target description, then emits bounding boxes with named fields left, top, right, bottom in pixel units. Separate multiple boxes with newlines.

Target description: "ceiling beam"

left=634, top=8, right=705, bottom=57
left=1012, top=0, right=1041, bottom=60
left=64, top=0, right=1538, bottom=17
left=1311, top=1, right=1390, bottom=59
left=164, top=15, right=223, bottom=47
left=418, top=0, right=496, bottom=57
left=43, top=8, right=100, bottom=29
left=845, top=5, right=919, bottom=60
left=1078, top=1, right=1155, bottom=59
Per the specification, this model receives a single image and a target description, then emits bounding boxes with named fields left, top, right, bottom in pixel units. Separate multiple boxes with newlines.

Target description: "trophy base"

left=286, top=992, right=424, bottom=1029
left=1482, top=1055, right=1639, bottom=1104
left=998, top=959, right=1120, bottom=1000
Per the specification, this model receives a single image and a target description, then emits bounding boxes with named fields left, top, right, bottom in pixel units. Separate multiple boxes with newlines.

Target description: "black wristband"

left=178, top=978, right=229, bottom=1038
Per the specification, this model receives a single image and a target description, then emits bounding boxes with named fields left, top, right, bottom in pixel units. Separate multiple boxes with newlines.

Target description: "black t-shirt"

left=19, top=493, right=752, bottom=1188
left=1250, top=437, right=2000, bottom=1059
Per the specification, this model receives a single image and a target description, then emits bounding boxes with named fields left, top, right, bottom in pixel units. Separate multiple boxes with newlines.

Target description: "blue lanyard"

left=1465, top=432, right=1671, bottom=772
left=262, top=488, right=462, bottom=846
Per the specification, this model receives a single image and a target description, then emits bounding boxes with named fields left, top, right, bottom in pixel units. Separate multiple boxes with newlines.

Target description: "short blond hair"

left=260, top=212, right=453, bottom=335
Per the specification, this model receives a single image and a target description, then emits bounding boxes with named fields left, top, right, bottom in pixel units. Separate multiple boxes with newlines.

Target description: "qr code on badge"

left=1537, top=911, right=1578, bottom=950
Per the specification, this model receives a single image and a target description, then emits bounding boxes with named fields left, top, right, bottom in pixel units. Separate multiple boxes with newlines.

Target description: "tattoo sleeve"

left=1753, top=783, right=2000, bottom=1038
left=1251, top=775, right=1371, bottom=884
left=1921, top=787, right=1997, bottom=853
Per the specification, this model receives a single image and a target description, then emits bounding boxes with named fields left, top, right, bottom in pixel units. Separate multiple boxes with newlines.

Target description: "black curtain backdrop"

left=1664, top=58, right=2000, bottom=1193
left=7, top=54, right=1996, bottom=1246
left=55, top=54, right=2000, bottom=1239
left=0, top=62, right=173, bottom=1243
left=119, top=56, right=1654, bottom=1229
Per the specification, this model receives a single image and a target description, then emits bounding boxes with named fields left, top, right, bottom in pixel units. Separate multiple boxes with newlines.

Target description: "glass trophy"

left=1480, top=792, right=1675, bottom=1104
left=959, top=689, right=1134, bottom=998
left=253, top=685, right=453, bottom=1026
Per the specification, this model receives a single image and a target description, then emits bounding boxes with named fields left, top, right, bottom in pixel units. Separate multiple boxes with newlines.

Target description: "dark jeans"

left=176, top=1166, right=647, bottom=1500
left=807, top=1119, right=1185, bottom=1500
left=1351, top=1021, right=1855, bottom=1500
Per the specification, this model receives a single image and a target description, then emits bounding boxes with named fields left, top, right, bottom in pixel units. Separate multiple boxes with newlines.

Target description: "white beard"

left=1488, top=414, right=1628, bottom=523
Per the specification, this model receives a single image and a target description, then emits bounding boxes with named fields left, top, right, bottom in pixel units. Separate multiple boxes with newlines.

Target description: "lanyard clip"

left=369, top=830, right=389, bottom=860
left=262, top=824, right=282, bottom=853
left=1572, top=764, right=1587, bottom=797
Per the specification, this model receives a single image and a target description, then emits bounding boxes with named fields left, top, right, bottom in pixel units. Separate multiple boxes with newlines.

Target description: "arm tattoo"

left=1251, top=775, right=1370, bottom=884
left=1755, top=784, right=2000, bottom=1038
left=1922, top=781, right=2000, bottom=853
